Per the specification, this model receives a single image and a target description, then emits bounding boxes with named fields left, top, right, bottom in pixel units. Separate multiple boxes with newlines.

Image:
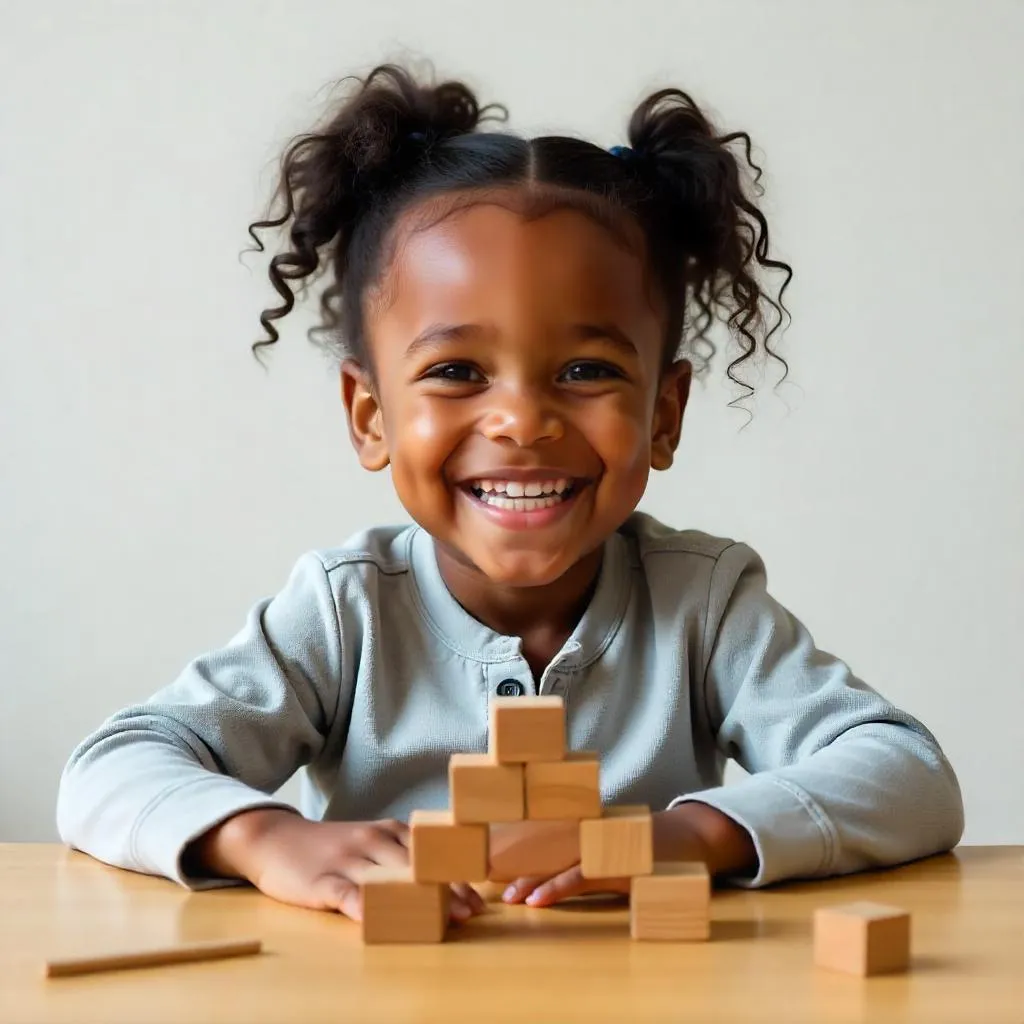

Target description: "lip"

left=457, top=480, right=587, bottom=531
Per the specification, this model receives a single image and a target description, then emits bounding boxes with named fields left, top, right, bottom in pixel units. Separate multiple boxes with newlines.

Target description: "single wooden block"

left=630, top=862, right=710, bottom=941
left=813, top=902, right=911, bottom=976
left=409, top=810, right=488, bottom=883
left=487, top=820, right=581, bottom=883
left=525, top=752, right=601, bottom=820
left=579, top=805, right=653, bottom=879
left=359, top=866, right=449, bottom=945
left=488, top=695, right=566, bottom=764
left=449, top=753, right=524, bottom=823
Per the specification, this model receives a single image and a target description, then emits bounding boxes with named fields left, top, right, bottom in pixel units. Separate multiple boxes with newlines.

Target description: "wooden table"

left=1, top=844, right=1021, bottom=1023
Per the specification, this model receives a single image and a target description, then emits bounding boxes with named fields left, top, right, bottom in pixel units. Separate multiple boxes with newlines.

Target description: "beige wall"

left=2, top=1, right=1021, bottom=842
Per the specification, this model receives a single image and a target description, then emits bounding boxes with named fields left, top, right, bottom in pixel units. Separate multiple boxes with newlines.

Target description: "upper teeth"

left=472, top=479, right=570, bottom=498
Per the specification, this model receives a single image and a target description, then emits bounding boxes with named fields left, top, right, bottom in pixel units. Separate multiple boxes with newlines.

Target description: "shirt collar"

left=406, top=526, right=633, bottom=667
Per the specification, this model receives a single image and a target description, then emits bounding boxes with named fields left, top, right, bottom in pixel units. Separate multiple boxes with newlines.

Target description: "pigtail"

left=626, top=90, right=793, bottom=399
left=244, top=62, right=789, bottom=407
left=247, top=65, right=497, bottom=359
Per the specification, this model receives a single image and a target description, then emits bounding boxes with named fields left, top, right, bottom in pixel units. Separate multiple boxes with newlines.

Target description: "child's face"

left=343, top=195, right=690, bottom=588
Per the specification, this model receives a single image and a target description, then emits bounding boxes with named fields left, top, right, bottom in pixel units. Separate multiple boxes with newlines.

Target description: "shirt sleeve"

left=56, top=552, right=347, bottom=889
left=670, top=542, right=964, bottom=887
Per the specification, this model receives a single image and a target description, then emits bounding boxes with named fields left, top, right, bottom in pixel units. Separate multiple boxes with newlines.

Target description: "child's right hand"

left=186, top=808, right=485, bottom=924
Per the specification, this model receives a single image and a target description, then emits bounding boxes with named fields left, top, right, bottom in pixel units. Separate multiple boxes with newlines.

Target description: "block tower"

left=359, top=696, right=711, bottom=944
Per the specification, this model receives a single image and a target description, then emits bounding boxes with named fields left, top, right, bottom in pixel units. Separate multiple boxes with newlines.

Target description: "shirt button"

left=496, top=679, right=525, bottom=697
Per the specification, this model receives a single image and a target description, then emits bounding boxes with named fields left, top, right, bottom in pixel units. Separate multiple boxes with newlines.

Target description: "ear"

left=650, top=360, right=691, bottom=471
left=340, top=360, right=390, bottom=471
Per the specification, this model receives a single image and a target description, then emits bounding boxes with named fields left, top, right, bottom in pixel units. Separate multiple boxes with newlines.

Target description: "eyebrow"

left=405, top=323, right=482, bottom=358
left=571, top=323, right=639, bottom=357
left=404, top=321, right=639, bottom=357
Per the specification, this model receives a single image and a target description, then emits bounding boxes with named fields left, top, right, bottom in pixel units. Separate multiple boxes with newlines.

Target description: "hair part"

left=247, top=64, right=793, bottom=403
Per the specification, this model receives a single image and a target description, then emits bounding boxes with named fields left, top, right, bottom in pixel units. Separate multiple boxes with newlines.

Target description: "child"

left=57, top=65, right=963, bottom=925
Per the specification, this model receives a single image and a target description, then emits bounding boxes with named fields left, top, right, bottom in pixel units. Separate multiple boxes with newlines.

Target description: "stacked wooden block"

left=359, top=695, right=711, bottom=944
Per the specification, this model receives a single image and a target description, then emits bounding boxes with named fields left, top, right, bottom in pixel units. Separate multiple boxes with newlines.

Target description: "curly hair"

left=247, top=64, right=792, bottom=401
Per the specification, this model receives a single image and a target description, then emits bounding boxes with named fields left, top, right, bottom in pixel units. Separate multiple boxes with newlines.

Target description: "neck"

left=433, top=543, right=604, bottom=642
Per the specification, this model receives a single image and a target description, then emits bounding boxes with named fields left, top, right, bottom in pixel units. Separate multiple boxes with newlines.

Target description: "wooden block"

left=359, top=866, right=449, bottom=944
left=813, top=902, right=911, bottom=976
left=525, top=752, right=601, bottom=820
left=409, top=810, right=488, bottom=883
left=449, top=753, right=524, bottom=823
left=579, top=805, right=653, bottom=879
left=487, top=820, right=581, bottom=883
left=489, top=695, right=566, bottom=764
left=630, top=862, right=710, bottom=941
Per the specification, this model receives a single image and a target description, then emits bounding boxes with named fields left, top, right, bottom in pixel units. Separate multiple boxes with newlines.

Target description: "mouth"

left=464, top=476, right=579, bottom=513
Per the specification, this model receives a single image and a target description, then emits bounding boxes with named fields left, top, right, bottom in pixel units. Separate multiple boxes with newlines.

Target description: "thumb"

left=316, top=874, right=363, bottom=920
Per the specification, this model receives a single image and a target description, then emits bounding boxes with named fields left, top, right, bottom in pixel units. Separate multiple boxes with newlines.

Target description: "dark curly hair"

left=247, top=64, right=792, bottom=400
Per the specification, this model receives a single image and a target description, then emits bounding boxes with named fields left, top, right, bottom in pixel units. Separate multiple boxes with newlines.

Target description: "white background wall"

left=2, top=1, right=1021, bottom=843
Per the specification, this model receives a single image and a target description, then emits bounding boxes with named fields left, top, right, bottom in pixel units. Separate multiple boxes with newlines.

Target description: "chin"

left=475, top=553, right=574, bottom=589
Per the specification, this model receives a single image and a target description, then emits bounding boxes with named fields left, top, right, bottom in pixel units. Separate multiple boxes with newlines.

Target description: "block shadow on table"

left=452, top=899, right=797, bottom=944
left=449, top=906, right=616, bottom=942
left=710, top=918, right=799, bottom=942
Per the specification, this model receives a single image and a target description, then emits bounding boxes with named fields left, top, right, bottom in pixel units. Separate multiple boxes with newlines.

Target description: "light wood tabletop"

left=1, top=844, right=1021, bottom=1024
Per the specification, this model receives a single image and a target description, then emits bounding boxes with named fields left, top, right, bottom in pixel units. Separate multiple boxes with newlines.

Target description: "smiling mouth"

left=465, top=477, right=579, bottom=512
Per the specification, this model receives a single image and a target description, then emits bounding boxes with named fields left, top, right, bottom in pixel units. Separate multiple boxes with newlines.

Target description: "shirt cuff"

left=668, top=774, right=838, bottom=887
left=129, top=775, right=297, bottom=889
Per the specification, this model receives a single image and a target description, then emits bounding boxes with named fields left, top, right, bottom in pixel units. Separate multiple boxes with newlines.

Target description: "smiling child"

left=57, top=65, right=963, bottom=923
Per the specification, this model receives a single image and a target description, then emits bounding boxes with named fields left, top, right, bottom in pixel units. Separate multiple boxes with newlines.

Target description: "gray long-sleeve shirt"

left=56, top=513, right=964, bottom=888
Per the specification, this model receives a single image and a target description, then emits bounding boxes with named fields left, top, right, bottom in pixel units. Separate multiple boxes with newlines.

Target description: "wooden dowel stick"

left=44, top=937, right=263, bottom=978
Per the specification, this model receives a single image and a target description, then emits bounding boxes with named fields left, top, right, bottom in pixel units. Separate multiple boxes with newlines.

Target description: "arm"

left=56, top=553, right=347, bottom=888
left=672, top=543, right=964, bottom=887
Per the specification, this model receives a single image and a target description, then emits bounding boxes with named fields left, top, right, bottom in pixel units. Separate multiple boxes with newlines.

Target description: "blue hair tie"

left=609, top=145, right=635, bottom=160
left=408, top=131, right=427, bottom=142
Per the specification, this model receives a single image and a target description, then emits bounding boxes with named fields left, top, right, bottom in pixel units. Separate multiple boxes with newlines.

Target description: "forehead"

left=368, top=189, right=660, bottom=327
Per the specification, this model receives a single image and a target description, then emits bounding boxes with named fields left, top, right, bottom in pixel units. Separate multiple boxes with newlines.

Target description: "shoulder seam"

left=640, top=545, right=728, bottom=560
left=700, top=541, right=745, bottom=663
left=317, top=552, right=410, bottom=577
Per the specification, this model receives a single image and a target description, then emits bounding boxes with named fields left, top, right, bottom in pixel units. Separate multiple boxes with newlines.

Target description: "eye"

left=422, top=362, right=486, bottom=384
left=559, top=361, right=626, bottom=383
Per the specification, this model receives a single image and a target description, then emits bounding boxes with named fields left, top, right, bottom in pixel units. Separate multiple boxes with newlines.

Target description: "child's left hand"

left=501, top=804, right=755, bottom=907
left=501, top=864, right=632, bottom=907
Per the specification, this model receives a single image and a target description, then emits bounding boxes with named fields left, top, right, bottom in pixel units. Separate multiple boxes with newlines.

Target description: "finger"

left=364, top=834, right=411, bottom=868
left=374, top=818, right=410, bottom=846
left=523, top=866, right=585, bottom=907
left=316, top=874, right=363, bottom=921
left=446, top=888, right=473, bottom=925
left=524, top=866, right=630, bottom=908
left=502, top=875, right=549, bottom=904
left=446, top=885, right=482, bottom=925
left=450, top=882, right=486, bottom=918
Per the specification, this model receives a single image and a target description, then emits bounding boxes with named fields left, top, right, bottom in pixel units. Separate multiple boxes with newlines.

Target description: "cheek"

left=586, top=395, right=653, bottom=467
left=387, top=397, right=463, bottom=475
left=406, top=409, right=450, bottom=451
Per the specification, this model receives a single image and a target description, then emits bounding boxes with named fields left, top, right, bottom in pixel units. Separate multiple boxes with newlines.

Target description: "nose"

left=478, top=384, right=564, bottom=447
